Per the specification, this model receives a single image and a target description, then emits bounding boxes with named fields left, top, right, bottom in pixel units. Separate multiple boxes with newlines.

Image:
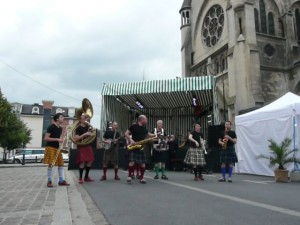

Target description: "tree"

left=0, top=89, right=31, bottom=161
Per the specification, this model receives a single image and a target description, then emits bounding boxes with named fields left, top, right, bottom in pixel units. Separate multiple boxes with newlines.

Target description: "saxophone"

left=222, top=128, right=228, bottom=150
left=127, top=137, right=157, bottom=151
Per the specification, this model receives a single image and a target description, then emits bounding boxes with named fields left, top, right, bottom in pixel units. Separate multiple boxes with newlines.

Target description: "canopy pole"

left=293, top=109, right=300, bottom=171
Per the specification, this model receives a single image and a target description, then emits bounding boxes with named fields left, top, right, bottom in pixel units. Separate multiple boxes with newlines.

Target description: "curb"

left=66, top=170, right=110, bottom=225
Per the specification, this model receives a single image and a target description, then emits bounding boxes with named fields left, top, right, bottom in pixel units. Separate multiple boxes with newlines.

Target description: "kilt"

left=103, top=146, right=118, bottom=165
left=152, top=149, right=168, bottom=163
left=220, top=145, right=238, bottom=164
left=76, top=145, right=94, bottom=164
left=43, top=146, right=64, bottom=167
left=184, top=147, right=206, bottom=166
left=128, top=149, right=146, bottom=164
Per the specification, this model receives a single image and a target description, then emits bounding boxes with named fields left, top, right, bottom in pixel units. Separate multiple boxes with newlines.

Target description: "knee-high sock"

left=140, top=166, right=145, bottom=179
left=103, top=166, right=107, bottom=177
left=193, top=167, right=198, bottom=177
left=58, top=167, right=64, bottom=182
left=161, top=164, right=166, bottom=176
left=221, top=167, right=226, bottom=178
left=155, top=164, right=159, bottom=176
left=85, top=167, right=91, bottom=178
left=198, top=166, right=203, bottom=175
left=128, top=165, right=134, bottom=177
left=228, top=166, right=233, bottom=177
left=136, top=164, right=140, bottom=176
left=47, top=167, right=53, bottom=182
left=79, top=168, right=84, bottom=179
left=114, top=168, right=118, bottom=176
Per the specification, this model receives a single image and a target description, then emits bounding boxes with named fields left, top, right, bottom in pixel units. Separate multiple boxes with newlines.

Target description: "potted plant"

left=257, top=138, right=300, bottom=182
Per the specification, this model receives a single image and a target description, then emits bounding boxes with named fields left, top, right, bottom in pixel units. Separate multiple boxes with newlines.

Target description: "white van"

left=7, top=148, right=69, bottom=164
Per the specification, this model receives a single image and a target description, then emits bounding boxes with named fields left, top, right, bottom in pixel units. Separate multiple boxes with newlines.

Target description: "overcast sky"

left=0, top=0, right=183, bottom=128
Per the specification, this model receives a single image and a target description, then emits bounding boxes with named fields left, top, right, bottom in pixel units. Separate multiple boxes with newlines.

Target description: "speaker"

left=207, top=125, right=224, bottom=148
left=206, top=125, right=225, bottom=173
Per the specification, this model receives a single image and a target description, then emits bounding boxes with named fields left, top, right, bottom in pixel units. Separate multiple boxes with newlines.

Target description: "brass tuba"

left=70, top=98, right=97, bottom=146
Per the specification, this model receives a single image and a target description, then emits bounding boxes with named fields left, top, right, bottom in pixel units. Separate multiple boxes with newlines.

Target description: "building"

left=180, top=0, right=300, bottom=122
left=11, top=100, right=77, bottom=148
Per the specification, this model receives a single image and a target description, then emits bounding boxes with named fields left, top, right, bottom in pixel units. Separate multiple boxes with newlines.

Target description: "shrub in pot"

left=257, top=138, right=300, bottom=182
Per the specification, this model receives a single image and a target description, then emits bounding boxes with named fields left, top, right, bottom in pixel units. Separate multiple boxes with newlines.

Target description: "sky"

left=0, top=0, right=183, bottom=128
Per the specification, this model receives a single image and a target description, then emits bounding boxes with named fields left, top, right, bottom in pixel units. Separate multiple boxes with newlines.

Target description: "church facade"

left=180, top=0, right=300, bottom=123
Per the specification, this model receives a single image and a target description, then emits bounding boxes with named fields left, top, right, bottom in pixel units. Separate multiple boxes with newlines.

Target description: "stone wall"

left=261, top=70, right=288, bottom=103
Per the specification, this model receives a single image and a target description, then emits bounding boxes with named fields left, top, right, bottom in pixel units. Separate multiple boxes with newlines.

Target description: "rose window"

left=202, top=5, right=224, bottom=47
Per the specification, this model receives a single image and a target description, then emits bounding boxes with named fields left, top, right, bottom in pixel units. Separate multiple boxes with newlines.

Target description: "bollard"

left=22, top=153, right=25, bottom=165
left=36, top=156, right=38, bottom=163
left=13, top=156, right=15, bottom=164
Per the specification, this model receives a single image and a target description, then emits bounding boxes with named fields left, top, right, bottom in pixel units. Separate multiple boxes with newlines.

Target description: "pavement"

left=1, top=164, right=300, bottom=225
left=83, top=169, right=300, bottom=225
left=0, top=163, right=109, bottom=225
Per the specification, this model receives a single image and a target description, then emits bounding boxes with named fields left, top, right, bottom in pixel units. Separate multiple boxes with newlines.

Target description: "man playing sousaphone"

left=69, top=98, right=97, bottom=184
left=101, top=121, right=121, bottom=181
left=74, top=113, right=95, bottom=184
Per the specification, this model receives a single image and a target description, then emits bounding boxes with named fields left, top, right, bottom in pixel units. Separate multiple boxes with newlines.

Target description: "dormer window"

left=32, top=106, right=40, bottom=114
left=68, top=107, right=75, bottom=117
left=12, top=103, right=22, bottom=114
left=56, top=108, right=63, bottom=114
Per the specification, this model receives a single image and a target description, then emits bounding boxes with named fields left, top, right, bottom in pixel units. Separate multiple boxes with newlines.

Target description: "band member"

left=218, top=121, right=238, bottom=182
left=152, top=120, right=169, bottom=180
left=101, top=121, right=121, bottom=181
left=74, top=114, right=95, bottom=184
left=183, top=123, right=206, bottom=181
left=43, top=113, right=70, bottom=187
left=125, top=115, right=155, bottom=184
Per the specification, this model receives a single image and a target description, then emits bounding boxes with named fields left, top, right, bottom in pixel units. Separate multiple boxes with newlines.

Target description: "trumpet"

left=222, top=128, right=228, bottom=150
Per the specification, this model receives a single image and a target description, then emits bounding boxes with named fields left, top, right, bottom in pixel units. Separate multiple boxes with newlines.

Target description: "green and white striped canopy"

left=101, top=76, right=214, bottom=109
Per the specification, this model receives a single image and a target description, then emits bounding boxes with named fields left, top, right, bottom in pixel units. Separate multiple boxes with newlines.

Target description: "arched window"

left=182, top=12, right=186, bottom=25
left=268, top=12, right=275, bottom=35
left=56, top=108, right=63, bottom=114
left=186, top=11, right=190, bottom=24
left=254, top=8, right=260, bottom=32
left=259, top=0, right=267, bottom=33
left=296, top=9, right=300, bottom=41
left=32, top=106, right=40, bottom=114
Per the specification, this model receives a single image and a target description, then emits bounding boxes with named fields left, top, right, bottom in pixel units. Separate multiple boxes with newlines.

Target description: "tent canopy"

left=235, top=92, right=300, bottom=176
left=101, top=76, right=214, bottom=109
left=236, top=92, right=300, bottom=124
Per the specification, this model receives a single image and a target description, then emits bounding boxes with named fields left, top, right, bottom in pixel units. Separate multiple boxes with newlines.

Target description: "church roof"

left=180, top=0, right=191, bottom=12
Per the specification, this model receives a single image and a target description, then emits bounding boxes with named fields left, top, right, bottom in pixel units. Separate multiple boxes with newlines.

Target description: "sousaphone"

left=70, top=98, right=97, bottom=145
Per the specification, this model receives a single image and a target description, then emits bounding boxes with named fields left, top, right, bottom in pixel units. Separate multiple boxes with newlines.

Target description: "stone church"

left=180, top=0, right=300, bottom=122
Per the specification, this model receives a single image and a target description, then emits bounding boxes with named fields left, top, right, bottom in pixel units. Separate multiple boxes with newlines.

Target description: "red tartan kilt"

left=76, top=145, right=94, bottom=164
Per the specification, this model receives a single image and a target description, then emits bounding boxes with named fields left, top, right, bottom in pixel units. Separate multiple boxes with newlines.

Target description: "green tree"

left=0, top=89, right=31, bottom=161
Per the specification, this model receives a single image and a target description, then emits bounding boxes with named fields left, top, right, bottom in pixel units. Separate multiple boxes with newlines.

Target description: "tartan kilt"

left=152, top=149, right=168, bottom=163
left=184, top=147, right=206, bottom=166
left=76, top=145, right=94, bottom=164
left=43, top=146, right=64, bottom=167
left=103, top=146, right=118, bottom=165
left=220, top=145, right=238, bottom=164
left=128, top=149, right=146, bottom=164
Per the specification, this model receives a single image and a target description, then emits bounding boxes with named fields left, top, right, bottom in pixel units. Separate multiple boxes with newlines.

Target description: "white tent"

left=235, top=92, right=300, bottom=176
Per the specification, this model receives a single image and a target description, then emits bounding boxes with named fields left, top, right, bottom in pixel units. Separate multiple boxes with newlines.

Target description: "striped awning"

left=101, top=76, right=214, bottom=109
